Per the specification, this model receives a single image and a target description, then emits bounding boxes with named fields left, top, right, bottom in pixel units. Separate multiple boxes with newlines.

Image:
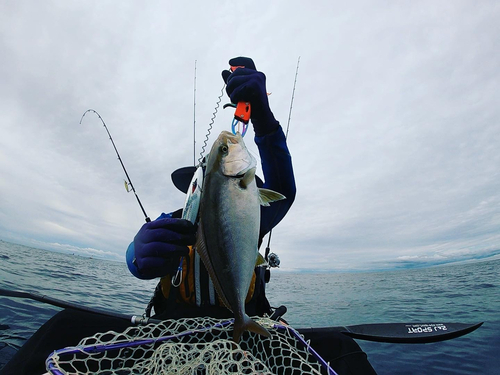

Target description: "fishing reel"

left=268, top=252, right=280, bottom=268
left=264, top=247, right=280, bottom=283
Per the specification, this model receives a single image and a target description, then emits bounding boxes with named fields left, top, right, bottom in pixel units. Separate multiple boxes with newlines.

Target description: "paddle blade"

left=298, top=322, right=483, bottom=344
left=342, top=322, right=484, bottom=344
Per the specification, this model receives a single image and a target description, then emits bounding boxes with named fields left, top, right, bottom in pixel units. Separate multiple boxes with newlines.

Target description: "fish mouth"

left=223, top=162, right=252, bottom=178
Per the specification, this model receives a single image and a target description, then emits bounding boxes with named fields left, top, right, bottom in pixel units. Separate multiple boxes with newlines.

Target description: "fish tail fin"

left=233, top=315, right=271, bottom=343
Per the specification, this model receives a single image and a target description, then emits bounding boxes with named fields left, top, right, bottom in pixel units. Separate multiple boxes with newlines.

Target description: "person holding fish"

left=125, top=57, right=378, bottom=375
left=1, top=58, right=376, bottom=375
left=126, top=57, right=296, bottom=327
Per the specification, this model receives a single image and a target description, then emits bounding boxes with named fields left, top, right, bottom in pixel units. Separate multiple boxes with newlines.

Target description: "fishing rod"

left=0, top=288, right=158, bottom=326
left=193, top=60, right=197, bottom=166
left=265, top=56, right=301, bottom=262
left=0, top=287, right=482, bottom=344
left=80, top=109, right=151, bottom=223
left=285, top=56, right=300, bottom=140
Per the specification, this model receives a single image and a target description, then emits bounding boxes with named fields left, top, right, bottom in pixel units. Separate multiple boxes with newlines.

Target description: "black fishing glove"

left=128, top=218, right=196, bottom=279
left=222, top=57, right=279, bottom=137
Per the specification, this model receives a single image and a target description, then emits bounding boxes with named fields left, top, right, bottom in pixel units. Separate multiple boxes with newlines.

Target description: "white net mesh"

left=46, top=316, right=336, bottom=375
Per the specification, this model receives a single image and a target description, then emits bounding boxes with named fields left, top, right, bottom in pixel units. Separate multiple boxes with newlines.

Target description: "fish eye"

left=220, top=145, right=228, bottom=154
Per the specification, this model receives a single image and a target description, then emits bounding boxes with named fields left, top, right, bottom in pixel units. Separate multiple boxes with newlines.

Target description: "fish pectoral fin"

left=258, top=188, right=286, bottom=207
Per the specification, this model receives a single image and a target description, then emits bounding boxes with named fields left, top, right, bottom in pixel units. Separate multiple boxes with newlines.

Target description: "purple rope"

left=46, top=319, right=338, bottom=375
left=274, top=323, right=339, bottom=375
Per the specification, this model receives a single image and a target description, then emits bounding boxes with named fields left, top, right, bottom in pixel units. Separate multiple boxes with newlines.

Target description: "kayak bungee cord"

left=80, top=109, right=151, bottom=223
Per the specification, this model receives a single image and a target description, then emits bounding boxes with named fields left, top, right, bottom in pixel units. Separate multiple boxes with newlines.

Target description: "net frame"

left=46, top=317, right=338, bottom=375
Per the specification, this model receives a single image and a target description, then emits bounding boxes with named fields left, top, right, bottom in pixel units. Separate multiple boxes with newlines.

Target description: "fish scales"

left=195, top=131, right=285, bottom=343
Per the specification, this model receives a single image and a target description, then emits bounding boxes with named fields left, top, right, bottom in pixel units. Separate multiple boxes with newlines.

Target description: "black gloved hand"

left=133, top=218, right=196, bottom=279
left=222, top=57, right=279, bottom=136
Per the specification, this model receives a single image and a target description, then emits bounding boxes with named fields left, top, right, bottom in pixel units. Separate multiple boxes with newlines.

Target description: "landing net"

left=46, top=316, right=337, bottom=374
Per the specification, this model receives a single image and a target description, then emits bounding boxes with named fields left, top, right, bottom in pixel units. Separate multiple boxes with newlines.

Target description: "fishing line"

left=80, top=109, right=151, bottom=223
left=198, top=83, right=226, bottom=165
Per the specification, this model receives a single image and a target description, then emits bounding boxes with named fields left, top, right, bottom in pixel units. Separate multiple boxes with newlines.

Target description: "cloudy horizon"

left=1, top=1, right=499, bottom=271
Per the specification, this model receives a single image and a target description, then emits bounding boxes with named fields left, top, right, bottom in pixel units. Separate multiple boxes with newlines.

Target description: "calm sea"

left=0, top=240, right=498, bottom=374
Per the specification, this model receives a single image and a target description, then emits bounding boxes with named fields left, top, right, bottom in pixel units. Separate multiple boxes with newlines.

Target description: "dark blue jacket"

left=255, top=125, right=296, bottom=242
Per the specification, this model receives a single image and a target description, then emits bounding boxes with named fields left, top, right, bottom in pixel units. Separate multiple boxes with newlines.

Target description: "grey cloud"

left=1, top=1, right=499, bottom=270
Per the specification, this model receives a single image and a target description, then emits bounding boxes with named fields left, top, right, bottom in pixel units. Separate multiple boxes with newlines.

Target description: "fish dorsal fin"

left=258, top=188, right=286, bottom=207
left=239, top=167, right=256, bottom=189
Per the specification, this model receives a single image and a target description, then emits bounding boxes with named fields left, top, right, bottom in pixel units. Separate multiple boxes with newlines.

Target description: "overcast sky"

left=1, top=1, right=499, bottom=271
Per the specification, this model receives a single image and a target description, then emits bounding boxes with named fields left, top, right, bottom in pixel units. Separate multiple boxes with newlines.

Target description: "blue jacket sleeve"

left=255, top=125, right=296, bottom=240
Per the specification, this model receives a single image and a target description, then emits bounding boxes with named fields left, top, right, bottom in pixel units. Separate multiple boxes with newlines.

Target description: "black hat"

left=171, top=166, right=198, bottom=193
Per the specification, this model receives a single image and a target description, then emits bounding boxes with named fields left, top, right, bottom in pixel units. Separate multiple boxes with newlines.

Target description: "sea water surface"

left=0, top=240, right=498, bottom=374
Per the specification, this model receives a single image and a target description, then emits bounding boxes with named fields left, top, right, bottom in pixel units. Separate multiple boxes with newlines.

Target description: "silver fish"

left=196, top=131, right=285, bottom=343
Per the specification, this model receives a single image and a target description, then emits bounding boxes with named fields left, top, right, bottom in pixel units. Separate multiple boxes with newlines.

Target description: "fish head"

left=206, top=131, right=256, bottom=177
